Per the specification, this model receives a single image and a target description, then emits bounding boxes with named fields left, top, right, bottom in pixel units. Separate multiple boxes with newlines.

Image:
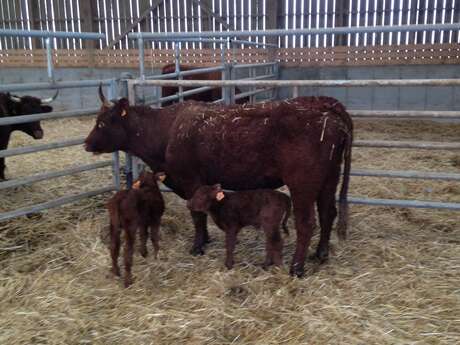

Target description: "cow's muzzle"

left=33, top=130, right=44, bottom=139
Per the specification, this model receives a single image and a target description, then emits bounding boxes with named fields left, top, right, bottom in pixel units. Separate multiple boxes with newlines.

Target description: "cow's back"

left=164, top=98, right=351, bottom=192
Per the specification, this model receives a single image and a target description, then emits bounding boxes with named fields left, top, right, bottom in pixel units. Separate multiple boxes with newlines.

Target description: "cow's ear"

left=118, top=98, right=130, bottom=117
left=155, top=172, right=166, bottom=182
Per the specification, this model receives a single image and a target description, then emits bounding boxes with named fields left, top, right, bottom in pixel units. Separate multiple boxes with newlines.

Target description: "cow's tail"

left=337, top=119, right=353, bottom=241
left=282, top=197, right=291, bottom=236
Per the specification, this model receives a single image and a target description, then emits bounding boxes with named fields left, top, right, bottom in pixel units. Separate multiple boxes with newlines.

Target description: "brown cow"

left=107, top=171, right=166, bottom=287
left=0, top=91, right=57, bottom=180
left=161, top=64, right=248, bottom=105
left=85, top=88, right=353, bottom=277
left=187, top=184, right=291, bottom=270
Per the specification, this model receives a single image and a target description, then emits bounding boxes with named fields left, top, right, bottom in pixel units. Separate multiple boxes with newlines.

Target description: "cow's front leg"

left=189, top=210, right=209, bottom=255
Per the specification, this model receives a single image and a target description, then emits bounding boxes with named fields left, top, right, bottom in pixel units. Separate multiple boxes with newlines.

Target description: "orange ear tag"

left=132, top=180, right=141, bottom=189
left=121, top=109, right=127, bottom=117
left=216, top=191, right=225, bottom=201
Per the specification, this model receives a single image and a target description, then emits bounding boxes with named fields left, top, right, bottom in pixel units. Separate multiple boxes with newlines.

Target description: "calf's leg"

left=224, top=227, right=238, bottom=269
left=263, top=225, right=283, bottom=269
left=109, top=221, right=121, bottom=277
left=149, top=220, right=161, bottom=259
left=123, top=221, right=136, bottom=287
left=189, top=210, right=210, bottom=255
left=139, top=224, right=148, bottom=258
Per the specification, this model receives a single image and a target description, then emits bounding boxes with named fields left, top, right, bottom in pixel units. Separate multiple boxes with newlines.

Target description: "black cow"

left=0, top=91, right=58, bottom=180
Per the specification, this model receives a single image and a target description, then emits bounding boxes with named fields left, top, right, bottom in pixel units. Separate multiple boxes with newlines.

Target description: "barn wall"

left=0, top=64, right=459, bottom=111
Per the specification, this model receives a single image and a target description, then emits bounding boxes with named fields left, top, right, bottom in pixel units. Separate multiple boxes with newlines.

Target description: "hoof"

left=289, top=264, right=305, bottom=278
left=124, top=277, right=133, bottom=288
left=140, top=248, right=148, bottom=258
left=111, top=267, right=121, bottom=277
left=309, top=250, right=329, bottom=264
left=190, top=245, right=205, bottom=256
left=225, top=261, right=234, bottom=270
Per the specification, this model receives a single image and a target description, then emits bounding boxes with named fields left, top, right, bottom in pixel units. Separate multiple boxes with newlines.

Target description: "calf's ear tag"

left=121, top=109, right=127, bottom=117
left=216, top=191, right=225, bottom=201
left=132, top=180, right=141, bottom=189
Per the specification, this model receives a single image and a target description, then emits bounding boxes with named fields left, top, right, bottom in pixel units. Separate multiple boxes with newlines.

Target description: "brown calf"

left=107, top=171, right=166, bottom=287
left=187, top=184, right=291, bottom=270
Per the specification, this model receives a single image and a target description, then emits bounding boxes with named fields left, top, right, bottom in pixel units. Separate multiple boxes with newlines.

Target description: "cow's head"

left=186, top=184, right=225, bottom=212
left=6, top=91, right=58, bottom=139
left=84, top=86, right=130, bottom=154
left=133, top=171, right=166, bottom=189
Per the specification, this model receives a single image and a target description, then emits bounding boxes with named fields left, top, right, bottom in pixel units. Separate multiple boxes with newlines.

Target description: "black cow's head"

left=84, top=86, right=130, bottom=154
left=6, top=91, right=58, bottom=139
left=186, top=184, right=225, bottom=212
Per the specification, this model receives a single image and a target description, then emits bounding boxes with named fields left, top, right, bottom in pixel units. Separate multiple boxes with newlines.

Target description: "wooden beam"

left=106, top=0, right=163, bottom=49
left=192, top=0, right=232, bottom=30
left=79, top=0, right=97, bottom=49
left=265, top=0, right=279, bottom=44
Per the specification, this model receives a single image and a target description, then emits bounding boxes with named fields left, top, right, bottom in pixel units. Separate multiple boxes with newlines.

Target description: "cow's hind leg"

left=288, top=189, right=317, bottom=277
left=312, top=170, right=340, bottom=263
left=189, top=210, right=210, bottom=255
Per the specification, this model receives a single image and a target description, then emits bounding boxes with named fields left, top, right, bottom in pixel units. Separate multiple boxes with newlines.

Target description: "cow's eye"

left=98, top=122, right=105, bottom=129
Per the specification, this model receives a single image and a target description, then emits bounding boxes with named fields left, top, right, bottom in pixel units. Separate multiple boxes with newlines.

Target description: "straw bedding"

left=0, top=116, right=459, bottom=345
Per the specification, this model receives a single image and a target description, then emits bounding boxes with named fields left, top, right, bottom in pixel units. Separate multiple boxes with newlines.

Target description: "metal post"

left=272, top=61, right=280, bottom=100
left=222, top=63, right=232, bottom=105
left=138, top=37, right=145, bottom=80
left=45, top=38, right=54, bottom=82
left=175, top=42, right=183, bottom=102
left=292, top=86, right=299, bottom=98
left=107, top=78, right=121, bottom=189
left=249, top=67, right=256, bottom=104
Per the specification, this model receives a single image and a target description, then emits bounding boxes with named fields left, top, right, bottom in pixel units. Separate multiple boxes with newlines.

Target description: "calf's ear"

left=132, top=180, right=141, bottom=189
left=213, top=183, right=222, bottom=190
left=215, top=191, right=225, bottom=201
left=118, top=98, right=130, bottom=117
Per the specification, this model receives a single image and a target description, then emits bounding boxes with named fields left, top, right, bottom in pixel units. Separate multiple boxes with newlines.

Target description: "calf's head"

left=84, top=86, right=131, bottom=154
left=186, top=184, right=225, bottom=212
left=133, top=171, right=166, bottom=190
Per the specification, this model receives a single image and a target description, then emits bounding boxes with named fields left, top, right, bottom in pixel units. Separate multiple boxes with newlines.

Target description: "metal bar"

left=0, top=186, right=115, bottom=222
left=178, top=66, right=225, bottom=76
left=154, top=37, right=228, bottom=44
left=150, top=86, right=217, bottom=104
left=237, top=74, right=277, bottom=81
left=0, top=138, right=85, bottom=158
left=351, top=169, right=460, bottom=181
left=0, top=28, right=105, bottom=40
left=112, top=152, right=121, bottom=191
left=230, top=39, right=278, bottom=48
left=131, top=79, right=460, bottom=88
left=0, top=108, right=98, bottom=126
left=0, top=161, right=112, bottom=190
left=138, top=37, right=145, bottom=80
left=233, top=62, right=278, bottom=69
left=348, top=197, right=460, bottom=210
left=45, top=38, right=54, bottom=82
left=234, top=87, right=274, bottom=100
left=145, top=72, right=179, bottom=80
left=128, top=23, right=460, bottom=40
left=0, top=79, right=113, bottom=93
left=350, top=110, right=460, bottom=119
left=354, top=140, right=460, bottom=150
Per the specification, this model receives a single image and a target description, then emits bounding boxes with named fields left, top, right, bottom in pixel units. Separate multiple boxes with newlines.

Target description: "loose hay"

left=0, top=117, right=459, bottom=344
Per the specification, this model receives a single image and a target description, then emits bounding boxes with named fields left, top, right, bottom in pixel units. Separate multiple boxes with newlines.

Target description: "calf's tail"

left=337, top=124, right=353, bottom=241
left=282, top=197, right=292, bottom=236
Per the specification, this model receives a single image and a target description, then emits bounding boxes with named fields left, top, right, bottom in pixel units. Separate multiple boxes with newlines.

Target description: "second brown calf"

left=187, top=184, right=291, bottom=269
left=107, top=171, right=165, bottom=287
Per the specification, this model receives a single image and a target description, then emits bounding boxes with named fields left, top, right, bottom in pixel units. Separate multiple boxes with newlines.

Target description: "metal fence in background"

left=0, top=0, right=459, bottom=51
left=0, top=29, right=123, bottom=222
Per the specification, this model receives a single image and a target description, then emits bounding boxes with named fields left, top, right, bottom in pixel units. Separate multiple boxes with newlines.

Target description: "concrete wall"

left=0, top=64, right=459, bottom=111
left=279, top=64, right=460, bottom=110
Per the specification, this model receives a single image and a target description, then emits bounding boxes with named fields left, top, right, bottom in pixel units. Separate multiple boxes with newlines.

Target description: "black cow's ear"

left=118, top=98, right=130, bottom=117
